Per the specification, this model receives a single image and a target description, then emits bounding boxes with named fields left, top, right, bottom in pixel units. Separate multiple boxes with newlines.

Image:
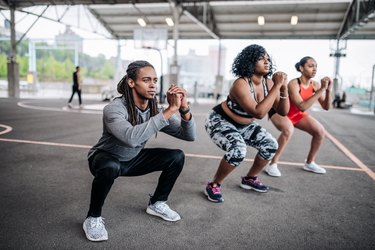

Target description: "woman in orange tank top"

left=265, top=56, right=333, bottom=177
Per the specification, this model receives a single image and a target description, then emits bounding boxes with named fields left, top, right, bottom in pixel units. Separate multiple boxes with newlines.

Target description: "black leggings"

left=87, top=148, right=185, bottom=217
left=68, top=86, right=82, bottom=105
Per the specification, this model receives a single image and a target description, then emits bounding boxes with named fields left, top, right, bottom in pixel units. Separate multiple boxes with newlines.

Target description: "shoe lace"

left=90, top=217, right=105, bottom=229
left=211, top=184, right=221, bottom=194
left=154, top=202, right=168, bottom=213
left=253, top=178, right=263, bottom=185
left=245, top=176, right=262, bottom=186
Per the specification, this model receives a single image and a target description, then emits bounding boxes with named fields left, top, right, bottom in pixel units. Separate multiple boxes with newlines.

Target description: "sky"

left=1, top=5, right=374, bottom=90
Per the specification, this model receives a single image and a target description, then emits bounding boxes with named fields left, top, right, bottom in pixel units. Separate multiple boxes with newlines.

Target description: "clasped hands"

left=320, top=76, right=333, bottom=91
left=166, top=84, right=188, bottom=112
left=272, top=71, right=288, bottom=93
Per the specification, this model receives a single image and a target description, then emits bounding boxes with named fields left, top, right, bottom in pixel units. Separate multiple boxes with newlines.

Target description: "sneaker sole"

left=146, top=207, right=181, bottom=222
left=204, top=189, right=224, bottom=203
left=240, top=183, right=268, bottom=193
left=303, top=166, right=326, bottom=174
left=82, top=222, right=108, bottom=242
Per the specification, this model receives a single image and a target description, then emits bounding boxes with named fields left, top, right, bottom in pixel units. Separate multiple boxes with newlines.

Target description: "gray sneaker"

left=83, top=216, right=108, bottom=242
left=303, top=161, right=326, bottom=174
left=146, top=201, right=181, bottom=222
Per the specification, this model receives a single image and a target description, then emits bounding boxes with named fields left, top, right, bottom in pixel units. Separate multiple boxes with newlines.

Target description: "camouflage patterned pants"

left=205, top=110, right=278, bottom=167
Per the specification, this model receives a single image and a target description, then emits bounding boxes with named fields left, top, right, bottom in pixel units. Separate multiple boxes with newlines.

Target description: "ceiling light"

left=291, top=16, right=298, bottom=25
left=137, top=18, right=146, bottom=27
left=165, top=17, right=174, bottom=26
left=258, top=16, right=265, bottom=26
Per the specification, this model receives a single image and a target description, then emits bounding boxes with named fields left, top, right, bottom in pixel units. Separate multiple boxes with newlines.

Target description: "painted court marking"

left=0, top=123, right=372, bottom=179
left=17, top=101, right=102, bottom=114
left=325, top=131, right=375, bottom=180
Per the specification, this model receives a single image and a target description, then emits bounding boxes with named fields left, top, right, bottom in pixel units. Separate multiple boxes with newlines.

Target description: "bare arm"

left=288, top=79, right=327, bottom=112
left=317, top=77, right=333, bottom=110
left=271, top=72, right=289, bottom=116
left=231, top=76, right=281, bottom=119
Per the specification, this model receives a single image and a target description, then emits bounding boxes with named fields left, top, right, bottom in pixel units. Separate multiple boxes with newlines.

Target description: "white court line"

left=1, top=115, right=371, bottom=177
left=0, top=124, right=12, bottom=135
left=0, top=135, right=364, bottom=173
left=17, top=101, right=102, bottom=114
left=325, top=131, right=375, bottom=180
left=17, top=100, right=209, bottom=116
left=184, top=153, right=363, bottom=172
left=0, top=137, right=91, bottom=149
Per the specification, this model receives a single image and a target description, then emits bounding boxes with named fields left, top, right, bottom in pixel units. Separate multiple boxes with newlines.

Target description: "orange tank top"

left=287, top=79, right=314, bottom=118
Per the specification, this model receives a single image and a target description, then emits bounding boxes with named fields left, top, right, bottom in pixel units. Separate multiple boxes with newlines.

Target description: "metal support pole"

left=7, top=6, right=19, bottom=98
left=28, top=40, right=37, bottom=84
left=330, top=40, right=346, bottom=102
left=215, top=40, right=224, bottom=102
left=156, top=49, right=164, bottom=103
left=370, top=64, right=375, bottom=112
left=169, top=1, right=179, bottom=87
left=143, top=46, right=164, bottom=103
left=74, top=41, right=79, bottom=66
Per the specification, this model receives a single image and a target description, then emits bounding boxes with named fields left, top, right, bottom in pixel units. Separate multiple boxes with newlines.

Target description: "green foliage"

left=90, top=60, right=115, bottom=80
left=0, top=54, right=7, bottom=78
left=0, top=40, right=28, bottom=56
left=18, top=56, right=28, bottom=77
left=0, top=40, right=115, bottom=81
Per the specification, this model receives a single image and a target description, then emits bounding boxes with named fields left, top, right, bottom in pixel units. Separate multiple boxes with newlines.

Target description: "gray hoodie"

left=88, top=96, right=196, bottom=162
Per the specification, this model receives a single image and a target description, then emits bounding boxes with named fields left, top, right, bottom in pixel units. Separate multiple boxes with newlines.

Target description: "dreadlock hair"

left=231, top=44, right=274, bottom=78
left=117, top=60, right=159, bottom=126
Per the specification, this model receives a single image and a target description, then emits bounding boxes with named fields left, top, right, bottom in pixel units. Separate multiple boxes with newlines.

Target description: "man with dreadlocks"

left=83, top=60, right=196, bottom=242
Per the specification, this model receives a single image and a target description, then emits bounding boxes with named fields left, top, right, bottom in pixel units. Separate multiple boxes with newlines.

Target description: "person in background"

left=204, top=44, right=289, bottom=203
left=68, top=66, right=82, bottom=108
left=265, top=56, right=332, bottom=177
left=83, top=60, right=196, bottom=241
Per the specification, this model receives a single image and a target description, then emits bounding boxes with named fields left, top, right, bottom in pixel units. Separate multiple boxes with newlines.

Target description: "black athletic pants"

left=87, top=148, right=185, bottom=217
left=68, top=86, right=82, bottom=105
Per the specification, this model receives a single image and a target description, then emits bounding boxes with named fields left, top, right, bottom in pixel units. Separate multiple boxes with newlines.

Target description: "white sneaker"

left=146, top=201, right=181, bottom=222
left=264, top=163, right=281, bottom=177
left=68, top=103, right=72, bottom=108
left=83, top=216, right=108, bottom=242
left=303, top=161, right=326, bottom=174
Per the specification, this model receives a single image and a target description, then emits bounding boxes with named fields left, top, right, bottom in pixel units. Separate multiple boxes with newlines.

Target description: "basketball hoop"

left=133, top=28, right=168, bottom=50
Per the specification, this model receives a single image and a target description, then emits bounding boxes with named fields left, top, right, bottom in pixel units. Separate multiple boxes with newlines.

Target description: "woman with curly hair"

left=265, top=56, right=332, bottom=177
left=204, top=44, right=289, bottom=203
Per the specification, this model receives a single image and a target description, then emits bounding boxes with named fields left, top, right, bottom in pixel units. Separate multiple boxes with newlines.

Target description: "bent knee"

left=171, top=149, right=185, bottom=168
left=283, top=125, right=294, bottom=139
left=313, top=127, right=325, bottom=139
left=98, top=164, right=121, bottom=179
left=259, top=137, right=278, bottom=160
left=225, top=145, right=247, bottom=167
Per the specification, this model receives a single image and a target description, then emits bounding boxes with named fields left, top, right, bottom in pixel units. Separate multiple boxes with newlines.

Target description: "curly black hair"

left=231, top=44, right=274, bottom=78
left=117, top=60, right=159, bottom=126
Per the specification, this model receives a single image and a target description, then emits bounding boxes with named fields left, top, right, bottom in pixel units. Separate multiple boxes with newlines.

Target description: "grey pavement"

left=0, top=97, right=374, bottom=250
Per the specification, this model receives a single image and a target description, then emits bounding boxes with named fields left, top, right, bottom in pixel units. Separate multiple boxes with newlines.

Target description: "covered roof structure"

left=1, top=0, right=374, bottom=98
left=1, top=0, right=374, bottom=40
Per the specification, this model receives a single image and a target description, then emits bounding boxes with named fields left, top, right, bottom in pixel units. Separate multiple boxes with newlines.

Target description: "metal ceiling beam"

left=0, top=0, right=9, bottom=9
left=338, top=0, right=375, bottom=39
left=17, top=5, right=49, bottom=44
left=183, top=3, right=219, bottom=39
left=87, top=7, right=117, bottom=38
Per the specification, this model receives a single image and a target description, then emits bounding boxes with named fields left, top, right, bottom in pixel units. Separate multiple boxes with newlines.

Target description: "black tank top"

left=226, top=77, right=269, bottom=118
